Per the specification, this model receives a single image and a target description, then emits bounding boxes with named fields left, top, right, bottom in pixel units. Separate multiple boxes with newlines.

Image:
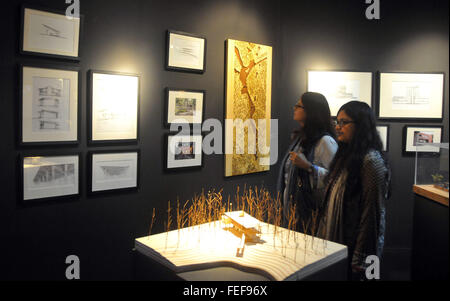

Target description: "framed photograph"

left=403, top=125, right=443, bottom=154
left=225, top=39, right=272, bottom=177
left=165, top=88, right=205, bottom=127
left=21, top=5, right=81, bottom=60
left=378, top=72, right=444, bottom=120
left=376, top=125, right=389, bottom=152
left=20, top=65, right=79, bottom=145
left=166, top=134, right=203, bottom=170
left=20, top=154, right=80, bottom=202
left=89, top=70, right=140, bottom=144
left=89, top=150, right=139, bottom=194
left=307, top=70, right=373, bottom=116
left=166, top=30, right=206, bottom=73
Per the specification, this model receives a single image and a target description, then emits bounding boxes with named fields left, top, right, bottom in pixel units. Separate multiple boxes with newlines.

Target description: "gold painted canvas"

left=225, top=39, right=272, bottom=177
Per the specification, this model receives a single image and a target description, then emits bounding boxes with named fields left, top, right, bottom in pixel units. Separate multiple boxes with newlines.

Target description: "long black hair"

left=328, top=101, right=386, bottom=186
left=294, top=92, right=335, bottom=153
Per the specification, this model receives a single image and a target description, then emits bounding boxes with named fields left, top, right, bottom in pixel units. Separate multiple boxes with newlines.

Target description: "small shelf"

left=413, top=184, right=449, bottom=207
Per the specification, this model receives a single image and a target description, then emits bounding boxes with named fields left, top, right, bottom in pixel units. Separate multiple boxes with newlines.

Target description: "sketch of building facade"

left=33, top=163, right=75, bottom=185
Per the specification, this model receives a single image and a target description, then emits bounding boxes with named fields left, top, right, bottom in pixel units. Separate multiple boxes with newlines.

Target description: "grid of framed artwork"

left=307, top=69, right=446, bottom=156
left=15, top=4, right=448, bottom=201
left=18, top=5, right=143, bottom=202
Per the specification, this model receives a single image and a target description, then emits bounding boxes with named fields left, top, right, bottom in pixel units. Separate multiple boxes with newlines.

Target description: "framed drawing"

left=20, top=153, right=80, bottom=202
left=20, top=64, right=79, bottom=145
left=376, top=125, right=389, bottom=152
left=166, top=134, right=203, bottom=170
left=21, top=5, right=81, bottom=60
left=307, top=70, right=373, bottom=116
left=378, top=72, right=444, bottom=120
left=166, top=30, right=206, bottom=73
left=225, top=39, right=272, bottom=177
left=165, top=88, right=205, bottom=127
left=89, top=70, right=140, bottom=144
left=403, top=125, right=443, bottom=154
left=89, top=150, right=139, bottom=194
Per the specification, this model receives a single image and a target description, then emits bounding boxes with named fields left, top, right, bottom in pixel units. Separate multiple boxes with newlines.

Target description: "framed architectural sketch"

left=378, top=72, right=444, bottom=120
left=89, top=70, right=139, bottom=144
left=20, top=153, right=80, bottom=202
left=166, top=30, right=206, bottom=73
left=307, top=70, right=373, bottom=116
left=165, top=134, right=203, bottom=170
left=403, top=125, right=443, bottom=154
left=89, top=150, right=139, bottom=194
left=376, top=125, right=389, bottom=152
left=21, top=5, right=81, bottom=60
left=225, top=39, right=272, bottom=177
left=20, top=64, right=79, bottom=145
left=165, top=88, right=205, bottom=127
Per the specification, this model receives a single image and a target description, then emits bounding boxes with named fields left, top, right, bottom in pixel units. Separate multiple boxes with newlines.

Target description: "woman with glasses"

left=276, top=92, right=337, bottom=233
left=320, top=101, right=390, bottom=280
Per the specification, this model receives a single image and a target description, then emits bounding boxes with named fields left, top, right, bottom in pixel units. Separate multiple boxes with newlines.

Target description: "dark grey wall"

left=0, top=0, right=281, bottom=280
left=279, top=0, right=449, bottom=279
left=0, top=0, right=448, bottom=280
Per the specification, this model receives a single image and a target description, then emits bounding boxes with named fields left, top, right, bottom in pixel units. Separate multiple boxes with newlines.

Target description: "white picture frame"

left=21, top=6, right=81, bottom=59
left=22, top=154, right=79, bottom=202
left=21, top=65, right=79, bottom=145
left=166, top=134, right=203, bottom=170
left=90, top=151, right=139, bottom=193
left=89, top=70, right=139, bottom=143
left=307, top=70, right=373, bottom=116
left=379, top=72, right=444, bottom=120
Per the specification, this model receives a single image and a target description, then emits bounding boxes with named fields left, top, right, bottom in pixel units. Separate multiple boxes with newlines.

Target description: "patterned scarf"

left=320, top=169, right=348, bottom=244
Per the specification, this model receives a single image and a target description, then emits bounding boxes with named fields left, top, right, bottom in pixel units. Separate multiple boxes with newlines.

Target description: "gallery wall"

left=0, top=0, right=448, bottom=280
left=279, top=0, right=449, bottom=279
left=0, top=0, right=282, bottom=280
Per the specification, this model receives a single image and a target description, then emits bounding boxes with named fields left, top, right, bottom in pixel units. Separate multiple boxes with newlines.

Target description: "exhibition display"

left=135, top=210, right=347, bottom=281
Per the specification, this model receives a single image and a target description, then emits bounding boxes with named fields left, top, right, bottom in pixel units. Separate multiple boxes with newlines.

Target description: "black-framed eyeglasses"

left=334, top=119, right=355, bottom=127
left=293, top=104, right=304, bottom=110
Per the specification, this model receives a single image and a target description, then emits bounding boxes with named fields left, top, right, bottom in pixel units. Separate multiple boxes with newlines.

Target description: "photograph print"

left=21, top=6, right=81, bottom=59
left=22, top=154, right=79, bottom=202
left=21, top=65, right=79, bottom=144
left=403, top=125, right=443, bottom=154
left=166, top=88, right=204, bottom=126
left=166, top=134, right=202, bottom=170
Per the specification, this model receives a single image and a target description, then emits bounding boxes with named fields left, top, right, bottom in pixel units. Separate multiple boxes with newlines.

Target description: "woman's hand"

left=289, top=152, right=312, bottom=171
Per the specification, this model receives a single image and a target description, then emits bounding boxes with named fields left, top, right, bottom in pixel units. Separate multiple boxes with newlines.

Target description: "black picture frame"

left=377, top=71, right=445, bottom=121
left=165, top=30, right=207, bottom=74
left=19, top=63, right=81, bottom=146
left=165, top=87, right=206, bottom=128
left=376, top=124, right=390, bottom=152
left=87, top=149, right=140, bottom=195
left=164, top=133, right=204, bottom=171
left=402, top=125, right=444, bottom=155
left=306, top=69, right=374, bottom=117
left=20, top=4, right=83, bottom=61
left=88, top=70, right=140, bottom=145
left=19, top=152, right=81, bottom=204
